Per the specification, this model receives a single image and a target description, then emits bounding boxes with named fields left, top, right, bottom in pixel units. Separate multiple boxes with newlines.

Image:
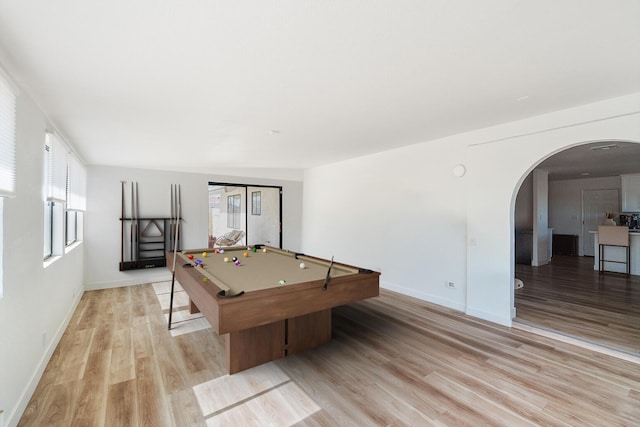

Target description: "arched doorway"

left=512, top=140, right=640, bottom=355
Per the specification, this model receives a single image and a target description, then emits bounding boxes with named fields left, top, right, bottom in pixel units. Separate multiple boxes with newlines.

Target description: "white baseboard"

left=7, top=291, right=83, bottom=427
left=466, top=306, right=512, bottom=327
left=85, top=271, right=172, bottom=290
left=380, top=280, right=466, bottom=313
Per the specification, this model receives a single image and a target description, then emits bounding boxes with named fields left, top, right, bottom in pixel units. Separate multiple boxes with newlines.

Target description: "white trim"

left=465, top=306, right=512, bottom=327
left=84, top=272, right=173, bottom=291
left=381, top=280, right=467, bottom=313
left=7, top=291, right=83, bottom=427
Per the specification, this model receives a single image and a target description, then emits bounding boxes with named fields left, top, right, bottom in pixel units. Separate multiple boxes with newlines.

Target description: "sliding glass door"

left=208, top=183, right=282, bottom=248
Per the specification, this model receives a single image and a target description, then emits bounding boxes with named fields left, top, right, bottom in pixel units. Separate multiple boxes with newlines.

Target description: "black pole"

left=120, top=181, right=125, bottom=267
left=168, top=184, right=181, bottom=330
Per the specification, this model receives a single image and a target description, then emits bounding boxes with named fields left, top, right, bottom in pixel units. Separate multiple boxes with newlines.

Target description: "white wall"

left=85, top=166, right=303, bottom=290
left=0, top=83, right=85, bottom=426
left=303, top=138, right=469, bottom=312
left=514, top=173, right=533, bottom=230
left=303, top=93, right=640, bottom=327
left=549, top=176, right=621, bottom=236
left=531, top=169, right=549, bottom=266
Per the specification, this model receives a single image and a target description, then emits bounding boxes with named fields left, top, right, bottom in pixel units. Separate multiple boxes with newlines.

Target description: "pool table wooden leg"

left=286, top=309, right=332, bottom=355
left=189, top=299, right=200, bottom=315
left=224, top=309, right=333, bottom=374
left=225, top=321, right=286, bottom=374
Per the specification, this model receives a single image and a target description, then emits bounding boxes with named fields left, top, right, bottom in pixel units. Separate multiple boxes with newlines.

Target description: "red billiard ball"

left=188, top=254, right=194, bottom=260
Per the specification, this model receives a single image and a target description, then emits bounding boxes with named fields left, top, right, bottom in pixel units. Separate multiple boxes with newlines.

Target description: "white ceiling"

left=0, top=1, right=639, bottom=174
left=537, top=141, right=640, bottom=181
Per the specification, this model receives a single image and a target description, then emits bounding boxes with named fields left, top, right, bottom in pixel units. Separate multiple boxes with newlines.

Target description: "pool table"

left=167, top=245, right=380, bottom=373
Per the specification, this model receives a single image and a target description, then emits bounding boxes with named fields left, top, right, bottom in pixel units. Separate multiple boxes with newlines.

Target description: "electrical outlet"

left=446, top=281, right=455, bottom=288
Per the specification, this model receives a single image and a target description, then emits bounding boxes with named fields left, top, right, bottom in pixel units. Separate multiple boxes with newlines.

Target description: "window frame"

left=251, top=191, right=261, bottom=215
left=227, top=194, right=241, bottom=229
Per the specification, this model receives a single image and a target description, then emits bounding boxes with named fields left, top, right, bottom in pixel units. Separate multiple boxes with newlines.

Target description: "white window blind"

left=66, top=153, right=86, bottom=211
left=0, top=74, right=17, bottom=198
left=46, top=132, right=68, bottom=203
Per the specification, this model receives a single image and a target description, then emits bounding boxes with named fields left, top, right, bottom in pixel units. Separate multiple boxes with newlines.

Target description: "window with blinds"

left=44, top=131, right=87, bottom=258
left=0, top=73, right=17, bottom=198
left=46, top=132, right=68, bottom=203
left=0, top=70, right=17, bottom=297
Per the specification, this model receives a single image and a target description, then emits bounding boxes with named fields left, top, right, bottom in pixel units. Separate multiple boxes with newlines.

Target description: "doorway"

left=208, top=183, right=282, bottom=248
left=513, top=141, right=640, bottom=356
left=581, top=189, right=619, bottom=256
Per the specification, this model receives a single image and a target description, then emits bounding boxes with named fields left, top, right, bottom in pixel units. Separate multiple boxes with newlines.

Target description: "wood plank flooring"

left=19, top=282, right=640, bottom=426
left=515, top=255, right=640, bottom=355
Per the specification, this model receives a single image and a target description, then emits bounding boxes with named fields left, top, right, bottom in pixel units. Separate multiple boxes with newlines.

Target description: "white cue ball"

left=299, top=262, right=306, bottom=269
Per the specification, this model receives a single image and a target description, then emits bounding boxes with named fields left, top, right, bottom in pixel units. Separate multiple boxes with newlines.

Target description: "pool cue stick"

left=322, top=256, right=334, bottom=291
left=136, top=181, right=140, bottom=261
left=168, top=184, right=181, bottom=330
left=170, top=184, right=174, bottom=250
left=130, top=181, right=134, bottom=263
left=120, top=181, right=125, bottom=267
left=172, top=184, right=177, bottom=249
left=176, top=184, right=182, bottom=247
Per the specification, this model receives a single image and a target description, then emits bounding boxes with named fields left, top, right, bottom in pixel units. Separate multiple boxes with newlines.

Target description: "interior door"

left=582, top=189, right=619, bottom=256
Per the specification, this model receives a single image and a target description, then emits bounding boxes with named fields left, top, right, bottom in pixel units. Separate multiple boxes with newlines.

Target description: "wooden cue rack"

left=119, top=217, right=182, bottom=271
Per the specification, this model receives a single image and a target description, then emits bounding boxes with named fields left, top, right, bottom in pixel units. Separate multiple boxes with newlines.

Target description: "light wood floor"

left=19, top=283, right=640, bottom=426
left=515, top=255, right=640, bottom=355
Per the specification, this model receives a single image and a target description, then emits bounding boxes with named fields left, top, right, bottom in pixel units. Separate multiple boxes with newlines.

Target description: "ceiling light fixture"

left=590, top=144, right=618, bottom=151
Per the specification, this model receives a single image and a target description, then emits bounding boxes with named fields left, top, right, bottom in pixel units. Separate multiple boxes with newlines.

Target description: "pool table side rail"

left=169, top=251, right=224, bottom=332
left=181, top=246, right=361, bottom=274
left=178, top=246, right=365, bottom=295
left=168, top=250, right=380, bottom=335
left=218, top=272, right=380, bottom=334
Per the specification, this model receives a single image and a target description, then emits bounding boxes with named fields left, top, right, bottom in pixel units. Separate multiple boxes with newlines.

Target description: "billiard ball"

left=278, top=279, right=286, bottom=285
left=243, top=252, right=248, bottom=257
left=199, top=263, right=204, bottom=268
left=232, top=256, right=238, bottom=262
left=299, top=262, right=306, bottom=269
left=195, top=259, right=202, bottom=265
left=263, top=248, right=268, bottom=253
left=252, top=248, right=257, bottom=253
left=188, top=254, right=194, bottom=260
left=202, top=252, right=208, bottom=258
left=234, top=260, right=241, bottom=266
left=247, top=246, right=251, bottom=251
left=203, top=277, right=208, bottom=282
left=224, top=257, right=230, bottom=263
left=219, top=249, right=225, bottom=253
left=214, top=249, right=220, bottom=254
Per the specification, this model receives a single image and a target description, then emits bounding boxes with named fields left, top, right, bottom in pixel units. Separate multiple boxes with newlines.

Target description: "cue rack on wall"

left=119, top=182, right=182, bottom=271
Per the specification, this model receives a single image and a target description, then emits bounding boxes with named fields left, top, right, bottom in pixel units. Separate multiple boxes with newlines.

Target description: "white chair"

left=598, top=226, right=630, bottom=275
left=215, top=230, right=245, bottom=247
